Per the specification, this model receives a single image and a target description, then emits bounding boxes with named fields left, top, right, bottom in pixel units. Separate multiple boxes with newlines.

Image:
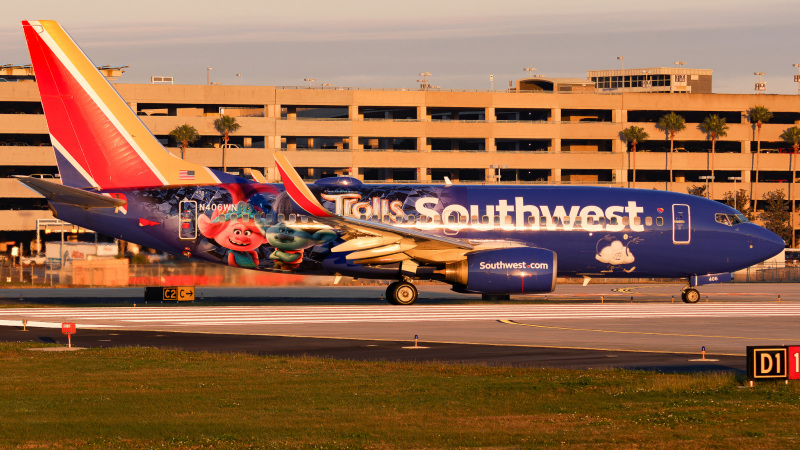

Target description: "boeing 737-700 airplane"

left=16, top=20, right=785, bottom=304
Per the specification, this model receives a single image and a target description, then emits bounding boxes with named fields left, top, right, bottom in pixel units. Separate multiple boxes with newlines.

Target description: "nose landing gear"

left=681, top=287, right=700, bottom=303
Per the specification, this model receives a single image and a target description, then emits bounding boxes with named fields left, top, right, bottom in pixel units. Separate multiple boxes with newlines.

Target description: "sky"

left=3, top=0, right=799, bottom=94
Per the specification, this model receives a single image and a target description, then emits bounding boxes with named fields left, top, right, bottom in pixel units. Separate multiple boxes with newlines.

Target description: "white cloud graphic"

left=595, top=240, right=635, bottom=265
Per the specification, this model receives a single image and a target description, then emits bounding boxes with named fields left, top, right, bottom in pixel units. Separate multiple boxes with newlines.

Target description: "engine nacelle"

left=443, top=247, right=557, bottom=294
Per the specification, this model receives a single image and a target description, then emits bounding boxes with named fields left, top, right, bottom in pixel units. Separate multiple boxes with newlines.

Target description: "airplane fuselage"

left=51, top=182, right=782, bottom=281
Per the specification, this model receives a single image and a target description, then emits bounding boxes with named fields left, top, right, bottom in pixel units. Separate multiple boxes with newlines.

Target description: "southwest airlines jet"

left=17, top=20, right=784, bottom=305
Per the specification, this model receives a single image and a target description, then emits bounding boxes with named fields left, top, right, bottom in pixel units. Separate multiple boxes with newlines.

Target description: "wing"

left=274, top=153, right=483, bottom=265
left=314, top=214, right=474, bottom=265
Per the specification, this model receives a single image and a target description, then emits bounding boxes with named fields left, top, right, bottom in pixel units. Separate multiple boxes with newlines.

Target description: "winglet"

left=273, top=153, right=334, bottom=217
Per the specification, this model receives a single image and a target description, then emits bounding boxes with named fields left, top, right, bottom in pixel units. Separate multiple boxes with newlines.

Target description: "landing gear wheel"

left=682, top=288, right=700, bottom=304
left=386, top=281, right=418, bottom=305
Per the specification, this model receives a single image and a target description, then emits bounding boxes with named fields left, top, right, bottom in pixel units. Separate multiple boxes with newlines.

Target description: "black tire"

left=682, top=288, right=700, bottom=304
left=385, top=282, right=400, bottom=305
left=481, top=294, right=510, bottom=301
left=390, top=282, right=418, bottom=305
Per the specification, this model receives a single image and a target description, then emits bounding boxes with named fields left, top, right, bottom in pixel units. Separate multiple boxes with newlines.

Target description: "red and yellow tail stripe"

left=274, top=153, right=334, bottom=217
left=22, top=20, right=219, bottom=189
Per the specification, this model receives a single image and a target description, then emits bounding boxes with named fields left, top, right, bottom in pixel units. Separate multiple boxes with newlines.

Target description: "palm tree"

left=169, top=124, right=199, bottom=159
left=214, top=115, right=241, bottom=172
left=748, top=105, right=773, bottom=187
left=657, top=112, right=686, bottom=184
left=781, top=126, right=800, bottom=177
left=700, top=114, right=729, bottom=197
left=621, top=126, right=648, bottom=187
left=781, top=125, right=800, bottom=247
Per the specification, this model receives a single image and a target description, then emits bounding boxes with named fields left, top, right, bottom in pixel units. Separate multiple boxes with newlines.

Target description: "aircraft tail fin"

left=22, top=20, right=220, bottom=189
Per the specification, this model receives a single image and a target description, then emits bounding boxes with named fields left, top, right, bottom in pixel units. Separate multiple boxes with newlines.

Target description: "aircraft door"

left=672, top=204, right=690, bottom=244
left=179, top=200, right=197, bottom=240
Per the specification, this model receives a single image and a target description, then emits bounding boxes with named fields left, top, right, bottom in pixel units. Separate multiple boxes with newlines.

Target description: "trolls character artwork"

left=198, top=200, right=270, bottom=268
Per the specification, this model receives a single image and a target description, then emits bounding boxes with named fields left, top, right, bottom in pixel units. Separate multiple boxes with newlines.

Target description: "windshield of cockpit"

left=715, top=213, right=750, bottom=226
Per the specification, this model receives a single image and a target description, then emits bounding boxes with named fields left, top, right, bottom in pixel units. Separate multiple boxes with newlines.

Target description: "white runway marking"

left=1, top=303, right=799, bottom=329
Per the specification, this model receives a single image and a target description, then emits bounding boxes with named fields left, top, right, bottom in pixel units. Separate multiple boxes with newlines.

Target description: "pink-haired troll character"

left=198, top=201, right=270, bottom=268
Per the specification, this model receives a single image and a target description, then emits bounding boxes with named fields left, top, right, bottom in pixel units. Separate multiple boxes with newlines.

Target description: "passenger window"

left=645, top=217, right=653, bottom=226
left=634, top=217, right=641, bottom=226
left=622, top=217, right=630, bottom=226
left=504, top=216, right=513, bottom=225
left=656, top=217, right=664, bottom=226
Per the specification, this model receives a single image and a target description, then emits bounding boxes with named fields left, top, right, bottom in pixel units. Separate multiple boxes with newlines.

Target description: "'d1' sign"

left=747, top=346, right=788, bottom=381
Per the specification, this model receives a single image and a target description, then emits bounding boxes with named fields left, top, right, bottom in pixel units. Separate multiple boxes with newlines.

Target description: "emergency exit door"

left=672, top=204, right=691, bottom=244
left=179, top=200, right=197, bottom=240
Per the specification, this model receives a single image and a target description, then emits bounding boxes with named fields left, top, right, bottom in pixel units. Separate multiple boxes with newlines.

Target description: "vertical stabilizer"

left=22, top=20, right=219, bottom=189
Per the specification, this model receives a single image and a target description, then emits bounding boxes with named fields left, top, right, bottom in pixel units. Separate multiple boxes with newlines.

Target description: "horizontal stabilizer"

left=16, top=176, right=126, bottom=209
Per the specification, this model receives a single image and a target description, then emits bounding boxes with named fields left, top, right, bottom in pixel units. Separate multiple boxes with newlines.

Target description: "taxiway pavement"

left=1, top=283, right=798, bottom=372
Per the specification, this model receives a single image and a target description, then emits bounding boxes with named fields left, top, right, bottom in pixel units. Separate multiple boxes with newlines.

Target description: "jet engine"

left=441, top=247, right=557, bottom=294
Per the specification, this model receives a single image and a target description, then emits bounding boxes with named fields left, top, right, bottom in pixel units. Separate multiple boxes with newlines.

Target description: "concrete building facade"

left=1, top=79, right=800, bottom=252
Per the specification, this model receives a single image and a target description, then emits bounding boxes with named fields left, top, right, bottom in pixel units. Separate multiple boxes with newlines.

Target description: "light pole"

left=617, top=56, right=624, bottom=71
left=674, top=61, right=686, bottom=68
left=523, top=67, right=537, bottom=78
left=490, top=164, right=509, bottom=184
left=489, top=74, right=494, bottom=91
left=793, top=64, right=800, bottom=95
left=728, top=176, right=742, bottom=209
left=754, top=72, right=766, bottom=94
left=417, top=72, right=431, bottom=91
left=206, top=67, right=212, bottom=85
left=236, top=73, right=243, bottom=85
left=304, top=78, right=316, bottom=88
left=700, top=175, right=714, bottom=199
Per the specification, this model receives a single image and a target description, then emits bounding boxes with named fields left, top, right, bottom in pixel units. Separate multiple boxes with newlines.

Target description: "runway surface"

left=1, top=283, right=799, bottom=372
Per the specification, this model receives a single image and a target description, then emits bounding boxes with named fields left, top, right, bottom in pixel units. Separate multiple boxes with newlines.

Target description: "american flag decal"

left=179, top=170, right=195, bottom=180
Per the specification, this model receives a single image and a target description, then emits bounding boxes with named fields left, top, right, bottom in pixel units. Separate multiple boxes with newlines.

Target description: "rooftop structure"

left=587, top=67, right=713, bottom=94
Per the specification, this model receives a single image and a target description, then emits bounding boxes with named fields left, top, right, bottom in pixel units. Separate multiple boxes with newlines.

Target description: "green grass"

left=1, top=342, right=799, bottom=448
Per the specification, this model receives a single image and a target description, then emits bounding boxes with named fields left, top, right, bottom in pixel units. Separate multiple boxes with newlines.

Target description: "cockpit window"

left=715, top=213, right=749, bottom=226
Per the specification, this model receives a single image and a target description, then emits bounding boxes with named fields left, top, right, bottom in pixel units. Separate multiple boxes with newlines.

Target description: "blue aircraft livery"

left=18, top=20, right=785, bottom=304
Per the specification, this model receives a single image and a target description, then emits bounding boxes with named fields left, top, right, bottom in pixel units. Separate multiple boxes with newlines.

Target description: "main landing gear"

left=681, top=284, right=700, bottom=304
left=386, top=280, right=418, bottom=305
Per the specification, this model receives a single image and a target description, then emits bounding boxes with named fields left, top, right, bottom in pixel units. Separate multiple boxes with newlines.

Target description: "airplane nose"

left=751, top=226, right=785, bottom=261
